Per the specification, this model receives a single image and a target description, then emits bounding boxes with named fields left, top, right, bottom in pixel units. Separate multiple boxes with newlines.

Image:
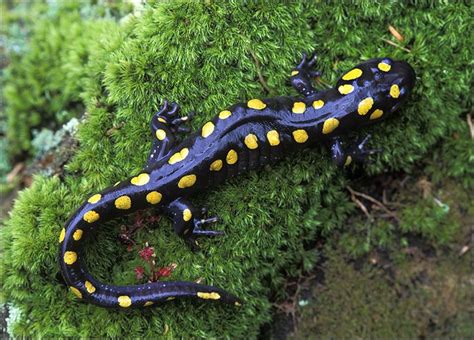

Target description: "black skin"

left=59, top=54, right=416, bottom=309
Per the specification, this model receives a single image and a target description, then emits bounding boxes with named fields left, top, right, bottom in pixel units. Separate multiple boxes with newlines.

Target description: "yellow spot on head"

left=292, top=129, right=308, bottom=143
left=131, top=173, right=150, bottom=186
left=83, top=210, right=99, bottom=223
left=197, top=292, right=221, bottom=300
left=342, top=68, right=363, bottom=80
left=85, top=280, right=96, bottom=294
left=226, top=149, right=238, bottom=164
left=156, top=129, right=166, bottom=141
left=118, top=295, right=132, bottom=308
left=338, top=84, right=354, bottom=95
left=322, top=118, right=340, bottom=134
left=390, top=84, right=400, bottom=98
left=370, top=109, right=384, bottom=120
left=178, top=174, right=197, bottom=189
left=291, top=70, right=299, bottom=76
left=59, top=228, right=66, bottom=243
left=88, top=194, right=101, bottom=204
left=168, top=148, right=189, bottom=164
left=378, top=62, right=391, bottom=72
left=266, top=130, right=280, bottom=146
left=357, top=97, right=374, bottom=115
left=70, top=286, right=82, bottom=299
left=247, top=99, right=266, bottom=110
left=73, top=229, right=83, bottom=241
left=144, top=301, right=154, bottom=306
left=183, top=209, right=192, bottom=222
left=244, top=134, right=259, bottom=149
left=292, top=101, right=306, bottom=114
left=312, top=100, right=324, bottom=109
left=115, top=195, right=132, bottom=210
left=218, top=110, right=232, bottom=119
left=210, top=159, right=223, bottom=171
left=146, top=191, right=162, bottom=204
left=64, top=251, right=77, bottom=265
left=344, top=156, right=353, bottom=167
left=202, top=122, right=215, bottom=138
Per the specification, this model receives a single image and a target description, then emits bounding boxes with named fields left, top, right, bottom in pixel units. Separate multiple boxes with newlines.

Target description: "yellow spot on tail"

left=291, top=70, right=299, bottom=76
left=378, top=62, right=391, bottom=72
left=59, top=228, right=65, bottom=243
left=358, top=97, right=374, bottom=115
left=370, top=109, right=384, bottom=120
left=146, top=191, right=162, bottom=204
left=338, top=84, right=354, bottom=95
left=322, top=118, right=340, bottom=134
left=144, top=301, right=153, bottom=306
left=226, top=149, right=238, bottom=164
left=292, top=102, right=306, bottom=114
left=247, top=99, right=266, bottom=110
left=115, top=196, right=132, bottom=210
left=183, top=209, right=192, bottom=222
left=210, top=159, right=223, bottom=171
left=342, top=68, right=363, bottom=80
left=244, top=134, right=258, bottom=149
left=85, top=280, right=96, bottom=294
left=64, top=251, right=77, bottom=265
left=202, top=122, right=215, bottom=138
left=197, top=292, right=221, bottom=300
left=219, top=110, right=232, bottom=119
left=168, top=148, right=189, bottom=164
left=158, top=117, right=167, bottom=124
left=73, top=229, right=83, bottom=241
left=70, top=287, right=82, bottom=299
left=292, top=130, right=308, bottom=143
left=178, top=174, right=197, bottom=188
left=83, top=210, right=99, bottom=223
left=156, top=129, right=166, bottom=140
left=390, top=84, right=400, bottom=98
left=344, top=156, right=353, bottom=167
left=131, top=173, right=150, bottom=186
left=88, top=194, right=101, bottom=204
left=312, top=100, right=324, bottom=109
left=118, top=295, right=132, bottom=308
left=266, top=130, right=280, bottom=146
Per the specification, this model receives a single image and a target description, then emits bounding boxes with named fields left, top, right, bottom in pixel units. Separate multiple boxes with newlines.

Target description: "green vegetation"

left=1, top=1, right=472, bottom=338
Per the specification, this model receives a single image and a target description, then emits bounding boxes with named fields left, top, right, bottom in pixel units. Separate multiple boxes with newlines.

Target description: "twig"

left=380, top=38, right=411, bottom=53
left=348, top=188, right=373, bottom=221
left=466, top=113, right=474, bottom=139
left=347, top=186, right=400, bottom=222
left=248, top=49, right=273, bottom=94
left=388, top=25, right=404, bottom=42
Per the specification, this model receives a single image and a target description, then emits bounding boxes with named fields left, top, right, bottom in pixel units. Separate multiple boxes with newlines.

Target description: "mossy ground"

left=1, top=1, right=472, bottom=338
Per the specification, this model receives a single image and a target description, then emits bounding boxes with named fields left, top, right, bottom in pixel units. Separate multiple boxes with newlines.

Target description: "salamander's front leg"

left=331, top=135, right=382, bottom=167
left=290, top=52, right=321, bottom=97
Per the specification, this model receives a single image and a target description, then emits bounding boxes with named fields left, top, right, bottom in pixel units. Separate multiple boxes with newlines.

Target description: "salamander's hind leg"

left=290, top=52, right=321, bottom=97
left=331, top=134, right=383, bottom=167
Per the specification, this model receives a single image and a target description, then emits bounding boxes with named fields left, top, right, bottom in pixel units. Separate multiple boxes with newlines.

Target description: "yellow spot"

left=118, top=295, right=132, bottom=308
left=197, top=292, right=221, bottom=300
left=390, top=84, right=400, bottom=98
left=226, top=149, right=238, bottom=165
left=219, top=110, right=232, bottom=119
left=168, top=148, right=189, bottom=164
left=178, top=174, right=197, bottom=189
left=88, top=194, right=101, bottom=204
left=183, top=209, right=192, bottom=222
left=370, top=109, right=384, bottom=120
left=292, top=101, right=306, bottom=114
left=85, top=281, right=96, bottom=294
left=244, top=134, right=259, bottom=149
left=202, top=122, right=215, bottom=138
left=312, top=100, right=324, bottom=109
left=156, top=129, right=166, bottom=140
left=146, top=191, right=162, bottom=204
left=210, top=159, right=223, bottom=171
left=357, top=97, right=374, bottom=115
left=338, top=84, right=354, bottom=95
left=83, top=210, right=99, bottom=223
left=247, top=99, right=266, bottom=110
left=344, top=156, right=353, bottom=167
left=73, top=229, right=83, bottom=241
left=115, top=195, right=132, bottom=210
left=342, top=68, right=363, bottom=80
left=378, top=62, right=391, bottom=72
left=291, top=70, right=299, bottom=76
left=266, top=130, right=280, bottom=146
left=131, top=173, right=150, bottom=186
left=144, top=301, right=154, bottom=306
left=292, top=130, right=308, bottom=143
left=59, top=228, right=65, bottom=243
left=158, top=117, right=167, bottom=124
left=322, top=118, right=340, bottom=134
left=70, top=287, right=82, bottom=299
left=64, top=251, right=77, bottom=265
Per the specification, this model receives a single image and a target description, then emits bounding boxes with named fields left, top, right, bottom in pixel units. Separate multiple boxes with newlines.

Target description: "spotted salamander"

left=59, top=54, right=415, bottom=309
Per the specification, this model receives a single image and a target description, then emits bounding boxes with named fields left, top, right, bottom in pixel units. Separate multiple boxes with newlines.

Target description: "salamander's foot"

left=331, top=134, right=382, bottom=167
left=152, top=100, right=194, bottom=134
left=293, top=52, right=321, bottom=78
left=290, top=52, right=321, bottom=97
